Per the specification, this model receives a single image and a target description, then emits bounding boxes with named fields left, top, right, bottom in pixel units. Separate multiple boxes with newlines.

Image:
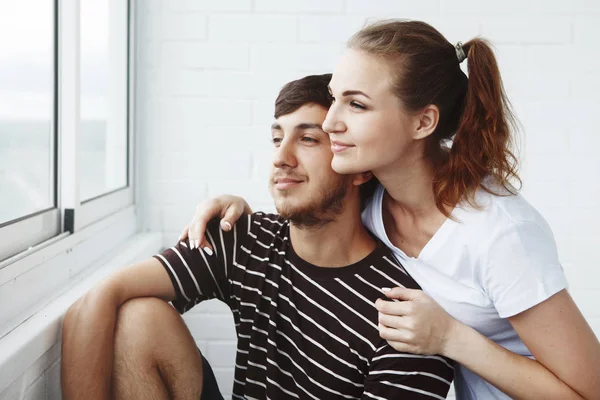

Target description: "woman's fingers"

left=178, top=224, right=190, bottom=241
left=378, top=323, right=414, bottom=343
left=375, top=298, right=414, bottom=316
left=220, top=202, right=245, bottom=232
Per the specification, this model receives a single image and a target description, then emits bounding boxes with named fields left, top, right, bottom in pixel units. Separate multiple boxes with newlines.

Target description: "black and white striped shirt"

left=155, top=212, right=453, bottom=399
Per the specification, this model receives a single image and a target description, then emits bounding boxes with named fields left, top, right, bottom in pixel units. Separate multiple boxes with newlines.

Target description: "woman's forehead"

left=330, top=49, right=394, bottom=95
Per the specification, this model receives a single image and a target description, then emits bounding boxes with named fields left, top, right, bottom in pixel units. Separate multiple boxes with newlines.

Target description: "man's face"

left=269, top=103, right=353, bottom=226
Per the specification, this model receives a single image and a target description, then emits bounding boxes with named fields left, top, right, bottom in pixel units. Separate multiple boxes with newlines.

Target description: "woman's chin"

left=331, top=156, right=365, bottom=175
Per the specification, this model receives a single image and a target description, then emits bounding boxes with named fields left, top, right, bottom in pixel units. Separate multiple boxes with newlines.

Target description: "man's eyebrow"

left=271, top=122, right=281, bottom=130
left=296, top=123, right=322, bottom=130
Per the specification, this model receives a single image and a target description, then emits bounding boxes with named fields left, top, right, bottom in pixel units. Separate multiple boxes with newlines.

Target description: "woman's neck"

left=374, top=155, right=439, bottom=218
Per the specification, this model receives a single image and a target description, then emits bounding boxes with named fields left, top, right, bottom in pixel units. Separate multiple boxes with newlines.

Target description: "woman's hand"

left=375, top=287, right=460, bottom=356
left=178, top=195, right=252, bottom=252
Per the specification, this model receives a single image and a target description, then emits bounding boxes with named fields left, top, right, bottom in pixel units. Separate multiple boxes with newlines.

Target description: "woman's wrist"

left=441, top=317, right=474, bottom=361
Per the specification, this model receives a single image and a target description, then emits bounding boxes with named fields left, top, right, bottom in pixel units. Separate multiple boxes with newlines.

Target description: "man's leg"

left=112, top=297, right=204, bottom=400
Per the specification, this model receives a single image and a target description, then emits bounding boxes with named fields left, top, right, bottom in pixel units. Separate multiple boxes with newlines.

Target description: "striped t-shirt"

left=154, top=212, right=453, bottom=399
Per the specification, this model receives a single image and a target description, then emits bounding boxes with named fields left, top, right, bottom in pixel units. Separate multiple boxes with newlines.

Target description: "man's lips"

left=273, top=177, right=304, bottom=189
left=330, top=140, right=354, bottom=153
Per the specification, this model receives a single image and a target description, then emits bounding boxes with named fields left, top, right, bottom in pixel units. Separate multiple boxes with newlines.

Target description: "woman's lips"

left=330, top=141, right=354, bottom=153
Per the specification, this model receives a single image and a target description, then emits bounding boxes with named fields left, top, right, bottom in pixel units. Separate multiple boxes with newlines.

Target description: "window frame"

left=0, top=0, right=135, bottom=265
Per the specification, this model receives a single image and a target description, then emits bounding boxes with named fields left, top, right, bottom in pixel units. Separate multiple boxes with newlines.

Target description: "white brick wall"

left=133, top=1, right=600, bottom=398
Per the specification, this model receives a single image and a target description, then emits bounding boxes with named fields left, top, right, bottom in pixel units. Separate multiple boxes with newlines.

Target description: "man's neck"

left=288, top=197, right=376, bottom=268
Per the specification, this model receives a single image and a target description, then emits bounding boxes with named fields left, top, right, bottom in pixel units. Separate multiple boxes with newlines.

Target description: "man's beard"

left=275, top=178, right=348, bottom=229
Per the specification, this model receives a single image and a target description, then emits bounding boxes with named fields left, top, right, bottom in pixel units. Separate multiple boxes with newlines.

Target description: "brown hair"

left=274, top=74, right=333, bottom=119
left=348, top=20, right=521, bottom=215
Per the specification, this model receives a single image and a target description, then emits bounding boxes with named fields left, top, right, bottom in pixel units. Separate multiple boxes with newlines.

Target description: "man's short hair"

left=274, top=74, right=332, bottom=119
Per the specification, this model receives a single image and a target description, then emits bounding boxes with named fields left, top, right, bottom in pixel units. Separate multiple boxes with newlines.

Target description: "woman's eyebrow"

left=341, top=90, right=371, bottom=99
left=328, top=85, right=371, bottom=100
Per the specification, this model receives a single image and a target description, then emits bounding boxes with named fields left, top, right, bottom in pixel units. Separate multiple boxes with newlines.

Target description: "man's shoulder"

left=242, top=212, right=289, bottom=242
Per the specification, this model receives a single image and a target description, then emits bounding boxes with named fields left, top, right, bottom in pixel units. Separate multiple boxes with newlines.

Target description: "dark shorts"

left=201, top=354, right=224, bottom=400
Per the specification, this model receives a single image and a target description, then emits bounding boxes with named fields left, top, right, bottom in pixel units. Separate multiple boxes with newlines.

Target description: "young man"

left=61, top=74, right=453, bottom=399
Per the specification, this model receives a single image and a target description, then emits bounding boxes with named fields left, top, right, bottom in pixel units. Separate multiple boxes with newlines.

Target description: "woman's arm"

left=377, top=288, right=600, bottom=400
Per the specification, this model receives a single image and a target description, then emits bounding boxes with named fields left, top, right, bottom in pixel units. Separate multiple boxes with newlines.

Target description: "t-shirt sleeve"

left=482, top=220, right=568, bottom=318
left=362, top=343, right=454, bottom=399
left=153, top=216, right=248, bottom=314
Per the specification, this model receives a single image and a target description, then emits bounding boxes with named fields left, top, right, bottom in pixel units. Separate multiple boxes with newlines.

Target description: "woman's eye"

left=329, top=94, right=335, bottom=103
left=350, top=101, right=366, bottom=110
left=301, top=137, right=318, bottom=143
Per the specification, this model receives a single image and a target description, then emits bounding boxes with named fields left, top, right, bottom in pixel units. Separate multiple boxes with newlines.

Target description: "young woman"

left=181, top=20, right=600, bottom=399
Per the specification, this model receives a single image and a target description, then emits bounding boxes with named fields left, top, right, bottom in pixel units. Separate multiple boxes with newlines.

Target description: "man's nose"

left=273, top=140, right=297, bottom=169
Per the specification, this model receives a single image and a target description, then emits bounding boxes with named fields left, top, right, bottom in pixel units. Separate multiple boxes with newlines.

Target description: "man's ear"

left=413, top=104, right=439, bottom=140
left=352, top=171, right=373, bottom=186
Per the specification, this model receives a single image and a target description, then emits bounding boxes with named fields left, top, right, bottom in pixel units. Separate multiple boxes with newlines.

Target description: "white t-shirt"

left=362, top=183, right=568, bottom=400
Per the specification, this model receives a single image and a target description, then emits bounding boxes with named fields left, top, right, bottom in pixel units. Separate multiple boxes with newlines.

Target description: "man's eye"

left=272, top=137, right=282, bottom=145
left=302, top=137, right=318, bottom=143
left=350, top=101, right=366, bottom=110
left=328, top=94, right=335, bottom=103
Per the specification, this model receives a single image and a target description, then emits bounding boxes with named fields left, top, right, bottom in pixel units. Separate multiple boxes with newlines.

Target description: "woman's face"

left=323, top=49, right=421, bottom=175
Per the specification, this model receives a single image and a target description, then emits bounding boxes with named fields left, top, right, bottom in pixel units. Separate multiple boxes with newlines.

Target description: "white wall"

left=134, top=0, right=600, bottom=398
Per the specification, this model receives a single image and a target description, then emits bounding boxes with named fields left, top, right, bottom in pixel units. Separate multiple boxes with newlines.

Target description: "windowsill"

left=0, top=231, right=163, bottom=394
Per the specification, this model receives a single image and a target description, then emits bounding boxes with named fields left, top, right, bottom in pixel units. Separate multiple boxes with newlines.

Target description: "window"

left=80, top=0, right=129, bottom=201
left=0, top=0, right=134, bottom=264
left=0, top=1, right=56, bottom=225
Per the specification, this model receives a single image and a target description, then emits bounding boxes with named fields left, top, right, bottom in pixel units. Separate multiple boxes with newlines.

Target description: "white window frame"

left=0, top=0, right=135, bottom=264
left=0, top=0, right=138, bottom=338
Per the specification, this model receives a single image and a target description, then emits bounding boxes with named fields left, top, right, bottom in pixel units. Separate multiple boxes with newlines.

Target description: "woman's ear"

left=352, top=171, right=374, bottom=186
left=414, top=104, right=439, bottom=140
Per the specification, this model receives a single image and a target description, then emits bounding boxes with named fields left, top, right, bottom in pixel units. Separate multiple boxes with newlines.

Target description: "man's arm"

left=362, top=343, right=454, bottom=400
left=61, top=258, right=176, bottom=400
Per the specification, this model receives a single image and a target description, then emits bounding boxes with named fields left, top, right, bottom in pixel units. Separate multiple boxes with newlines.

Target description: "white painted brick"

left=162, top=14, right=208, bottom=40
left=213, top=367, right=235, bottom=395
left=481, top=16, right=572, bottom=44
left=46, top=360, right=61, bottom=400
left=159, top=98, right=253, bottom=127
left=574, top=17, right=600, bottom=46
left=254, top=100, right=276, bottom=125
left=255, top=0, right=344, bottom=14
left=251, top=44, right=344, bottom=71
left=184, top=314, right=237, bottom=340
left=209, top=15, right=297, bottom=43
left=206, top=341, right=238, bottom=367
left=527, top=0, right=576, bottom=14
left=161, top=42, right=250, bottom=70
left=425, top=16, right=482, bottom=43
left=440, top=0, right=527, bottom=14
left=571, top=289, right=600, bottom=319
left=207, top=181, right=273, bottom=207
left=149, top=180, right=208, bottom=206
left=574, top=0, right=600, bottom=14
left=165, top=0, right=253, bottom=13
left=195, top=340, right=209, bottom=354
left=346, top=0, right=441, bottom=15
left=189, top=299, right=232, bottom=314
left=161, top=150, right=251, bottom=181
left=564, top=263, right=600, bottom=290
left=23, top=376, right=45, bottom=400
left=298, top=16, right=367, bottom=43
